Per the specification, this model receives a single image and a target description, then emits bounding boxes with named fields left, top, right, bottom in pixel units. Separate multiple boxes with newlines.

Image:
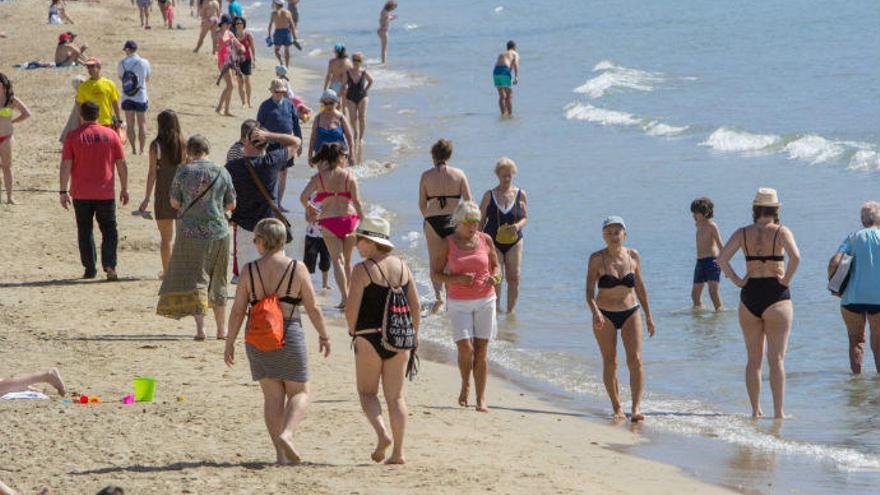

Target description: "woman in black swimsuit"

left=342, top=52, right=373, bottom=165
left=585, top=216, right=655, bottom=422
left=419, top=139, right=472, bottom=313
left=480, top=157, right=528, bottom=315
left=718, top=188, right=800, bottom=419
left=345, top=216, right=420, bottom=465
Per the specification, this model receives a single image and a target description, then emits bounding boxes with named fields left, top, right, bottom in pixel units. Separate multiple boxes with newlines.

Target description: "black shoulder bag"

left=244, top=158, right=293, bottom=243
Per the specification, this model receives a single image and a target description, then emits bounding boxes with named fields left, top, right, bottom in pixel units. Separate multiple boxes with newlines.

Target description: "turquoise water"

left=248, top=0, right=880, bottom=492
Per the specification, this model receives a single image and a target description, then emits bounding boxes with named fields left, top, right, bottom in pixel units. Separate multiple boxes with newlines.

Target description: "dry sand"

left=0, top=1, right=735, bottom=493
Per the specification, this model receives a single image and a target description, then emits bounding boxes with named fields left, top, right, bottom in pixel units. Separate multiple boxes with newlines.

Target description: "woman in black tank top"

left=345, top=216, right=420, bottom=465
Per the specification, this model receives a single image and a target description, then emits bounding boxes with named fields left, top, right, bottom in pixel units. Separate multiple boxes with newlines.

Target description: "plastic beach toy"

left=133, top=377, right=157, bottom=402
left=79, top=395, right=89, bottom=404
left=122, top=394, right=135, bottom=405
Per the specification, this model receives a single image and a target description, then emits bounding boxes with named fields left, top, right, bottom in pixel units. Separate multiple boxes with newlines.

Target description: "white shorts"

left=235, top=227, right=288, bottom=268
left=448, top=295, right=497, bottom=342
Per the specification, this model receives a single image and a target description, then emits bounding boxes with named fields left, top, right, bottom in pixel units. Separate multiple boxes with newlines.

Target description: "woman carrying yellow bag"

left=480, top=157, right=528, bottom=315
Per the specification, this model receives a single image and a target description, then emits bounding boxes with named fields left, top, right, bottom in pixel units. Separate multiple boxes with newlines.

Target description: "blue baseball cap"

left=602, top=216, right=627, bottom=230
left=123, top=40, right=138, bottom=51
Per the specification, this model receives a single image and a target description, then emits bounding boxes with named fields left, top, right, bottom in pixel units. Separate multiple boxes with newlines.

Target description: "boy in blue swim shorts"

left=268, top=0, right=299, bottom=67
left=493, top=40, right=519, bottom=116
left=691, top=197, right=724, bottom=310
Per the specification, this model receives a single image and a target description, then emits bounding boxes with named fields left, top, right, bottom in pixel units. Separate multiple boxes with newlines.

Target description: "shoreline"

left=0, top=1, right=735, bottom=493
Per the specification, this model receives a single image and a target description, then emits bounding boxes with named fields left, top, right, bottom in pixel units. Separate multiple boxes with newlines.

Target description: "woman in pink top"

left=215, top=15, right=243, bottom=116
left=432, top=200, right=501, bottom=412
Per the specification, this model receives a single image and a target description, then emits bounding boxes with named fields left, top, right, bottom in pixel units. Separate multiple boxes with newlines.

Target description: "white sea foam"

left=563, top=102, right=640, bottom=126
left=848, top=149, right=880, bottom=171
left=245, top=1, right=262, bottom=11
left=401, top=231, right=422, bottom=249
left=643, top=121, right=689, bottom=137
left=348, top=160, right=397, bottom=180
left=387, top=133, right=416, bottom=153
left=575, top=61, right=665, bottom=99
left=370, top=67, right=428, bottom=89
left=404, top=23, right=420, bottom=31
left=307, top=48, right=327, bottom=58
left=700, top=127, right=781, bottom=153
left=783, top=134, right=846, bottom=164
left=397, top=108, right=417, bottom=116
left=494, top=6, right=504, bottom=13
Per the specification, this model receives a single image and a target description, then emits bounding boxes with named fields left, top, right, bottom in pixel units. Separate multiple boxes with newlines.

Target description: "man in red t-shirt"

left=59, top=101, right=129, bottom=280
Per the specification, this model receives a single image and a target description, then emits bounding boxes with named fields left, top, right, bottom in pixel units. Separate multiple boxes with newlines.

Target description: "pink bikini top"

left=314, top=172, right=353, bottom=203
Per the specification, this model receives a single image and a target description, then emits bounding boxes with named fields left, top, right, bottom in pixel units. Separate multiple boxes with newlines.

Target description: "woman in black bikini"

left=718, top=188, right=800, bottom=419
left=418, top=139, right=472, bottom=313
left=585, top=216, right=655, bottom=422
left=345, top=216, right=420, bottom=465
left=342, top=52, right=373, bottom=165
left=480, top=157, right=528, bottom=315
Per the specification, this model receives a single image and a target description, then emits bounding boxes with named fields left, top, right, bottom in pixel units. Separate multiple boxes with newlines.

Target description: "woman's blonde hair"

left=861, top=201, right=880, bottom=227
left=494, top=157, right=518, bottom=176
left=352, top=52, right=365, bottom=63
left=451, top=200, right=481, bottom=227
left=254, top=218, right=288, bottom=252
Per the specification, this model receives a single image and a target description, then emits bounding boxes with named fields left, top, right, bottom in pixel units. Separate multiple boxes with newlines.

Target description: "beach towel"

left=2, top=391, right=50, bottom=400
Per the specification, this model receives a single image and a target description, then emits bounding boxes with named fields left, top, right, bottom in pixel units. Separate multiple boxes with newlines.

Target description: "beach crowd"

left=1, top=1, right=880, bottom=493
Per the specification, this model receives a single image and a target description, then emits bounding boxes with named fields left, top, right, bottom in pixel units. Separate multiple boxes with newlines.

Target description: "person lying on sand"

left=0, top=367, right=66, bottom=397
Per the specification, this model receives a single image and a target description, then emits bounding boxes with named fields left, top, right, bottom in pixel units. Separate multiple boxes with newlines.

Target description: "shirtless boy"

left=54, top=32, right=88, bottom=67
left=323, top=43, right=352, bottom=106
left=493, top=40, right=519, bottom=116
left=194, top=0, right=221, bottom=54
left=268, top=0, right=298, bottom=67
left=691, top=197, right=724, bottom=310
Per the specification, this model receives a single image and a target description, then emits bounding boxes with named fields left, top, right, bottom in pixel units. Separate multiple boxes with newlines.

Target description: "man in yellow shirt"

left=76, top=57, right=123, bottom=127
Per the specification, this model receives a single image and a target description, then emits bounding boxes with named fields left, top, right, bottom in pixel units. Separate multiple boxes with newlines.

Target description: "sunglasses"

left=462, top=218, right=481, bottom=225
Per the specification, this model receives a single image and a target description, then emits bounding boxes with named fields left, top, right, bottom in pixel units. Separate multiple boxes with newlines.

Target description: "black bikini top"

left=743, top=226, right=784, bottom=263
left=426, top=174, right=463, bottom=209
left=248, top=260, right=302, bottom=309
left=597, top=250, right=636, bottom=289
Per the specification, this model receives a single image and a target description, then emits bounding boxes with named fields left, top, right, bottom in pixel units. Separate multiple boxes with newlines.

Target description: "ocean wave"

left=348, top=159, right=397, bottom=180
left=700, top=127, right=781, bottom=153
left=387, top=133, right=416, bottom=153
left=574, top=60, right=665, bottom=99
left=848, top=150, right=880, bottom=171
left=370, top=67, right=428, bottom=89
left=404, top=23, right=420, bottom=31
left=643, top=121, right=690, bottom=137
left=564, top=102, right=641, bottom=126
left=307, top=48, right=327, bottom=58
left=494, top=6, right=504, bottom=13
left=783, top=134, right=846, bottom=163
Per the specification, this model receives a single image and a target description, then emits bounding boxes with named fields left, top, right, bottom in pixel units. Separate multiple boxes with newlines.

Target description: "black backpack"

left=370, top=259, right=416, bottom=351
left=121, top=61, right=140, bottom=97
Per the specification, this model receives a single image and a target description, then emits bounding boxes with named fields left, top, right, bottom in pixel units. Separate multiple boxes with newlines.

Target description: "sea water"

left=248, top=0, right=879, bottom=492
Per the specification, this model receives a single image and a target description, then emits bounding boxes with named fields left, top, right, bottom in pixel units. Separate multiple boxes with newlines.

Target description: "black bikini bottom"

left=599, top=305, right=640, bottom=330
left=425, top=215, right=455, bottom=239
left=740, top=277, right=790, bottom=318
left=493, top=236, right=522, bottom=256
left=352, top=331, right=420, bottom=379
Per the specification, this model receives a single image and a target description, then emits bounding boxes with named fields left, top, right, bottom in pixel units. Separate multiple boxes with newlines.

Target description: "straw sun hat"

left=752, top=187, right=781, bottom=207
left=356, top=217, right=395, bottom=249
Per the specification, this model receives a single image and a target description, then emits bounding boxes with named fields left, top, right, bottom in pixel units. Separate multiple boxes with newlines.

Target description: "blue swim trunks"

left=273, top=28, right=293, bottom=47
left=493, top=65, right=512, bottom=87
left=693, top=257, right=721, bottom=284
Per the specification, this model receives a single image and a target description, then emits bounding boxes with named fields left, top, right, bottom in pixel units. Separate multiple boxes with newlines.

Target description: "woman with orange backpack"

left=225, top=217, right=331, bottom=465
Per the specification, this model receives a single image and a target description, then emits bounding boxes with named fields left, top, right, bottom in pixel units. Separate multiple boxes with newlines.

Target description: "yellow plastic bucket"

left=133, top=377, right=157, bottom=402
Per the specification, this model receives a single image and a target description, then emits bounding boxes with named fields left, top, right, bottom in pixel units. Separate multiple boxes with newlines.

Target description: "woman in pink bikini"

left=300, top=143, right=364, bottom=309
left=0, top=73, right=32, bottom=204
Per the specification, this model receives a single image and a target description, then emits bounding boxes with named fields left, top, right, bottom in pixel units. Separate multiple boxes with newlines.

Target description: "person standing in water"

left=585, top=216, right=655, bottom=422
left=268, top=0, right=298, bottom=68
left=341, top=52, right=373, bottom=165
left=493, top=40, right=519, bottom=116
left=479, top=157, right=527, bottom=315
left=690, top=197, right=724, bottom=310
left=419, top=139, right=472, bottom=314
left=323, top=43, right=353, bottom=106
left=0, top=73, right=31, bottom=205
left=377, top=1, right=397, bottom=64
left=718, top=188, right=800, bottom=420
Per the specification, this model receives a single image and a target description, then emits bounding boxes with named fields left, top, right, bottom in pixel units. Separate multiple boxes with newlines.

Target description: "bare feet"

left=752, top=408, right=763, bottom=419
left=215, top=333, right=227, bottom=340
left=47, top=368, right=66, bottom=397
left=612, top=407, right=626, bottom=420
left=476, top=399, right=490, bottom=413
left=371, top=434, right=392, bottom=463
left=5, top=198, right=17, bottom=205
left=194, top=333, right=207, bottom=341
left=430, top=299, right=443, bottom=314
left=458, top=382, right=469, bottom=407
left=630, top=411, right=645, bottom=423
left=384, top=455, right=406, bottom=465
left=334, top=301, right=346, bottom=310
left=277, top=431, right=302, bottom=464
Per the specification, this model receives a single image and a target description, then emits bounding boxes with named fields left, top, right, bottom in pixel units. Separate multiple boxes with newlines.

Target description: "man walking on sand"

left=493, top=40, right=519, bottom=116
left=225, top=123, right=300, bottom=265
left=117, top=40, right=151, bottom=155
left=268, top=0, right=299, bottom=68
left=59, top=102, right=129, bottom=280
left=77, top=58, right=124, bottom=128
left=257, top=79, right=303, bottom=210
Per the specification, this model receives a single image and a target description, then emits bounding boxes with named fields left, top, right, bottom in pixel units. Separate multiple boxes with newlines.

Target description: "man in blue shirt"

left=228, top=0, right=243, bottom=18
left=256, top=78, right=303, bottom=210
left=225, top=122, right=301, bottom=265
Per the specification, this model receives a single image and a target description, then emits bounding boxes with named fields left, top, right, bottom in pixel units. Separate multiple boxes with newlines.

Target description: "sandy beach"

left=0, top=1, right=737, bottom=493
